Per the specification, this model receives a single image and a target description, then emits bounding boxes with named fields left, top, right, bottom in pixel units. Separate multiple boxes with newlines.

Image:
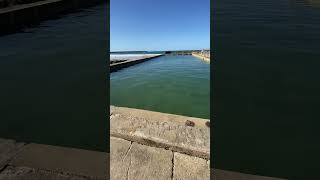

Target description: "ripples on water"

left=214, top=0, right=320, bottom=178
left=110, top=55, right=210, bottom=119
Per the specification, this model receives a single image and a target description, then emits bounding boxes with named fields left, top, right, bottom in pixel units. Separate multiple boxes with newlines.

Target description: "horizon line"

left=110, top=49, right=210, bottom=52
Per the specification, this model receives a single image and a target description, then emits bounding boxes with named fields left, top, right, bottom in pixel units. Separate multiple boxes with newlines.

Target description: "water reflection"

left=215, top=0, right=320, bottom=178
left=290, top=0, right=320, bottom=8
left=0, top=4, right=108, bottom=151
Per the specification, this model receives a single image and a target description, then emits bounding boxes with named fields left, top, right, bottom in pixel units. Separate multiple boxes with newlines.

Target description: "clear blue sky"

left=110, top=0, right=210, bottom=51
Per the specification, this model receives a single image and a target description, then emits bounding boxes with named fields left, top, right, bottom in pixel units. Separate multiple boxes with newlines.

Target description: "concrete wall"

left=192, top=52, right=210, bottom=62
left=110, top=54, right=163, bottom=73
left=0, top=0, right=105, bottom=35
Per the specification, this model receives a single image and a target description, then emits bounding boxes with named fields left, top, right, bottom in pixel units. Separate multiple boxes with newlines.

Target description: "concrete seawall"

left=0, top=0, right=105, bottom=34
left=110, top=105, right=210, bottom=179
left=192, top=52, right=210, bottom=62
left=0, top=106, right=286, bottom=179
left=110, top=54, right=163, bottom=73
left=110, top=105, right=286, bottom=180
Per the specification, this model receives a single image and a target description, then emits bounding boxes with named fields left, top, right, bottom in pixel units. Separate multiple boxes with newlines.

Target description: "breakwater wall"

left=110, top=54, right=163, bottom=73
left=0, top=0, right=105, bottom=35
left=165, top=50, right=194, bottom=55
left=192, top=51, right=210, bottom=62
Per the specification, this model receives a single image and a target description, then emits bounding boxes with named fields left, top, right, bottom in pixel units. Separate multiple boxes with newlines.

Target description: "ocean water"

left=214, top=0, right=320, bottom=178
left=110, top=55, right=210, bottom=119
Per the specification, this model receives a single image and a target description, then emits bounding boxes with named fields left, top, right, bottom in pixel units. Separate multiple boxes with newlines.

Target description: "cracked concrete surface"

left=173, top=152, right=210, bottom=180
left=111, top=137, right=173, bottom=180
left=110, top=106, right=286, bottom=180
left=110, top=106, right=210, bottom=159
left=0, top=106, right=287, bottom=180
left=110, top=106, right=210, bottom=180
left=0, top=138, right=25, bottom=170
left=128, top=142, right=172, bottom=180
left=111, top=137, right=203, bottom=180
left=110, top=137, right=131, bottom=180
left=0, top=138, right=107, bottom=180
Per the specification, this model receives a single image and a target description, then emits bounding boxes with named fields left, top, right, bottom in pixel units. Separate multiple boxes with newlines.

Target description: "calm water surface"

left=214, top=0, right=320, bottom=178
left=0, top=4, right=108, bottom=151
left=111, top=55, right=210, bottom=119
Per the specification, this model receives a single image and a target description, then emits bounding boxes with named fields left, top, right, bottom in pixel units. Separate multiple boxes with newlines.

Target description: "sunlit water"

left=214, top=0, right=320, bottom=178
left=110, top=55, right=210, bottom=119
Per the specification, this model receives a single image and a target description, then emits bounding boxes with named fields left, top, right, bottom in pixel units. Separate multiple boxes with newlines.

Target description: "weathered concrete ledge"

left=110, top=105, right=210, bottom=159
left=111, top=136, right=210, bottom=180
left=0, top=137, right=285, bottom=180
left=0, top=138, right=108, bottom=179
left=110, top=106, right=287, bottom=180
left=192, top=52, right=210, bottom=62
left=0, top=0, right=104, bottom=35
left=110, top=54, right=164, bottom=73
left=110, top=106, right=211, bottom=179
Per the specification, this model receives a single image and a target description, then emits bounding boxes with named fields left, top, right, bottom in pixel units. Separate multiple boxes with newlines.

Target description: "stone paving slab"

left=110, top=137, right=131, bottom=180
left=128, top=142, right=172, bottom=180
left=8, top=143, right=108, bottom=179
left=0, top=138, right=25, bottom=170
left=110, top=106, right=210, bottom=159
left=110, top=137, right=173, bottom=180
left=173, top=152, right=210, bottom=180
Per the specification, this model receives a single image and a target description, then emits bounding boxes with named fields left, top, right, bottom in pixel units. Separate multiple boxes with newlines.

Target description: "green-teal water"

left=0, top=4, right=108, bottom=152
left=110, top=55, right=210, bottom=119
left=214, top=0, right=320, bottom=179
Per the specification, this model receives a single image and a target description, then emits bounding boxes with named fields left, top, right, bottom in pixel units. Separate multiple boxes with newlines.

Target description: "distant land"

left=110, top=49, right=210, bottom=54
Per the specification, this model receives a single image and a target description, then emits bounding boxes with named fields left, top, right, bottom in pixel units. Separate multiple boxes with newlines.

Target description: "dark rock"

left=205, top=121, right=210, bottom=128
left=185, top=120, right=195, bottom=127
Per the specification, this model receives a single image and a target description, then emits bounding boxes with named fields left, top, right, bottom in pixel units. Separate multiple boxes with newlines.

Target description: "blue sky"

left=110, top=0, right=210, bottom=51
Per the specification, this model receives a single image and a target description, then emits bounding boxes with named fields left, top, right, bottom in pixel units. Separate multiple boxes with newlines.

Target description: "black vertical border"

left=106, top=0, right=110, bottom=153
left=210, top=0, right=215, bottom=172
left=106, top=0, right=110, bottom=177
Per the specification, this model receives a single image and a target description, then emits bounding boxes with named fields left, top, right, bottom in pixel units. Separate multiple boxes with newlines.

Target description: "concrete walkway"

left=110, top=106, right=286, bottom=180
left=0, top=138, right=107, bottom=180
left=0, top=106, right=286, bottom=179
left=110, top=106, right=210, bottom=159
left=110, top=105, right=210, bottom=180
left=111, top=137, right=210, bottom=180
